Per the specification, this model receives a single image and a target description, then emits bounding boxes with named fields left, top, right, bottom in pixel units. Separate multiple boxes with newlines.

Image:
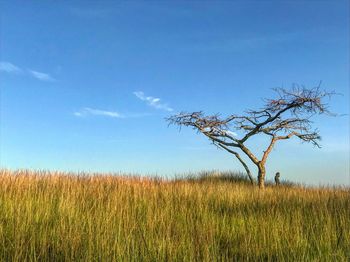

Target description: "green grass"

left=0, top=169, right=349, bottom=261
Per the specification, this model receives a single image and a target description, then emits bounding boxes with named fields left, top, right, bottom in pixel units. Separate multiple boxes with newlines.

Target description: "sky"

left=0, top=0, right=349, bottom=185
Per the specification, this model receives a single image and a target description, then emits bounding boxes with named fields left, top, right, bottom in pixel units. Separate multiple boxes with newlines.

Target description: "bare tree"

left=167, top=85, right=334, bottom=189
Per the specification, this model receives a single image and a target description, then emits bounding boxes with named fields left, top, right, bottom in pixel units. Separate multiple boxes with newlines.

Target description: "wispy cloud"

left=133, top=91, right=173, bottom=112
left=28, top=70, right=55, bottom=82
left=74, top=108, right=124, bottom=118
left=0, top=61, right=22, bottom=74
left=0, top=61, right=56, bottom=82
left=224, top=130, right=237, bottom=136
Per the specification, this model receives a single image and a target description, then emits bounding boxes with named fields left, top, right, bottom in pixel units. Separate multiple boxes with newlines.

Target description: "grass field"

left=0, top=169, right=349, bottom=261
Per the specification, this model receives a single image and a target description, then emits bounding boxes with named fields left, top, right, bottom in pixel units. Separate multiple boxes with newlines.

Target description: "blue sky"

left=0, top=1, right=349, bottom=185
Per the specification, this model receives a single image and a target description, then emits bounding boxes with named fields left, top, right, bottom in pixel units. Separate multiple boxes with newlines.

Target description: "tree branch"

left=218, top=144, right=254, bottom=185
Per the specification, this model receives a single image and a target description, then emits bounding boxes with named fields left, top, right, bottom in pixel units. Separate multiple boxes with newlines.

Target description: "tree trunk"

left=257, top=164, right=266, bottom=189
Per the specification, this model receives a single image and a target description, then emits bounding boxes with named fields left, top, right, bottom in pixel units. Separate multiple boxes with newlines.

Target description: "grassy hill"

left=0, top=169, right=349, bottom=261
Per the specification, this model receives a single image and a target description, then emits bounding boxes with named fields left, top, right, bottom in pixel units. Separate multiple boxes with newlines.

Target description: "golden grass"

left=0, top=169, right=349, bottom=261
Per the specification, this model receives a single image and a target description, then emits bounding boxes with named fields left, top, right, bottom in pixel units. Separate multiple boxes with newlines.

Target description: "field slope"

left=0, top=170, right=349, bottom=261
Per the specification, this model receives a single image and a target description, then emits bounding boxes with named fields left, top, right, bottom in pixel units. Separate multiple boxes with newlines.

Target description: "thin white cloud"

left=133, top=91, right=173, bottom=112
left=28, top=70, right=56, bottom=82
left=0, top=61, right=56, bottom=82
left=74, top=107, right=124, bottom=118
left=224, top=130, right=237, bottom=136
left=0, top=61, right=22, bottom=74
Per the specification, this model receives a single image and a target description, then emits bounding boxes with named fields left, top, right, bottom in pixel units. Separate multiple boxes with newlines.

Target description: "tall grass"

left=0, top=169, right=349, bottom=261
